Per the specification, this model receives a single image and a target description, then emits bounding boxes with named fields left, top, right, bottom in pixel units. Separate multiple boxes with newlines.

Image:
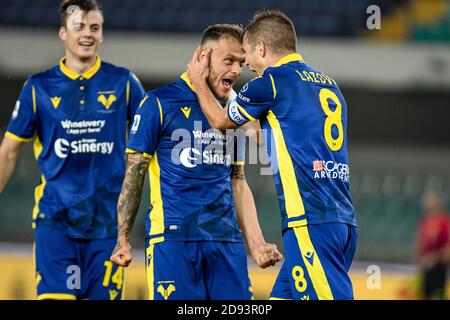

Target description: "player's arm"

left=1, top=77, right=36, bottom=193
left=110, top=152, right=150, bottom=267
left=187, top=48, right=236, bottom=129
left=111, top=92, right=161, bottom=267
left=0, top=136, right=25, bottom=193
left=126, top=71, right=145, bottom=126
left=232, top=165, right=283, bottom=268
left=242, top=120, right=265, bottom=147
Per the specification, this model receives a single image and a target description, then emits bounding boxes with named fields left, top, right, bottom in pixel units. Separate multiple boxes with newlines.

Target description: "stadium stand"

left=0, top=0, right=412, bottom=36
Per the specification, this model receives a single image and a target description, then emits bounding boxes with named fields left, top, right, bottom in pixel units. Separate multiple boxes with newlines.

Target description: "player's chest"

left=164, top=104, right=233, bottom=149
left=34, top=78, right=128, bottom=121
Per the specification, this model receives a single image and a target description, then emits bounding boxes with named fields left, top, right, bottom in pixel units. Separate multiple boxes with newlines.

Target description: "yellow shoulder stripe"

left=138, top=95, right=149, bottom=109
left=156, top=97, right=163, bottom=125
left=269, top=74, right=277, bottom=99
left=126, top=80, right=130, bottom=107
left=32, top=85, right=37, bottom=113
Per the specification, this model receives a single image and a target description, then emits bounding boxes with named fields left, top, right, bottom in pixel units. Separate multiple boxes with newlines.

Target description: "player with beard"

left=110, top=24, right=282, bottom=300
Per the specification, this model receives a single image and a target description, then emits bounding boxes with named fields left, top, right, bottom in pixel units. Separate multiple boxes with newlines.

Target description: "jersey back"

left=229, top=54, right=356, bottom=230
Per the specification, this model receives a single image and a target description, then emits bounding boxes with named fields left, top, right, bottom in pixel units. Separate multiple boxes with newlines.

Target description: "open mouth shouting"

left=221, top=78, right=234, bottom=91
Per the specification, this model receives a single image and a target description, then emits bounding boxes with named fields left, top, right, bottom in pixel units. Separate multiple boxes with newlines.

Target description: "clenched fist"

left=110, top=238, right=133, bottom=267
left=252, top=243, right=283, bottom=268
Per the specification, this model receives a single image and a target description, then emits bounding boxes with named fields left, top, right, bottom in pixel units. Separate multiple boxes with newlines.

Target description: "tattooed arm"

left=110, top=152, right=150, bottom=267
left=231, top=165, right=283, bottom=268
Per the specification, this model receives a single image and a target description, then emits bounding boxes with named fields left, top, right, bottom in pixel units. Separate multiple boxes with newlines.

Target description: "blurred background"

left=0, top=0, right=449, bottom=299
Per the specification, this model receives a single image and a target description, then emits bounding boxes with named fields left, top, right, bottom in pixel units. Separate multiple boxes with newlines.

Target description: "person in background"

left=415, top=191, right=450, bottom=299
left=0, top=0, right=145, bottom=299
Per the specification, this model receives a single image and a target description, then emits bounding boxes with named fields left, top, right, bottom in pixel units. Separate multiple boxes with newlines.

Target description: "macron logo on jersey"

left=54, top=138, right=114, bottom=159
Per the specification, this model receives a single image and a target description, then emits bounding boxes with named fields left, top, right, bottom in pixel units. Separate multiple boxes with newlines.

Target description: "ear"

left=257, top=41, right=266, bottom=58
left=199, top=47, right=211, bottom=58
left=98, top=31, right=104, bottom=44
left=59, top=26, right=66, bottom=41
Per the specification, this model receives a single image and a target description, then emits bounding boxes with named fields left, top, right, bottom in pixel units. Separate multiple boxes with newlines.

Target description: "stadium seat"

left=0, top=0, right=421, bottom=37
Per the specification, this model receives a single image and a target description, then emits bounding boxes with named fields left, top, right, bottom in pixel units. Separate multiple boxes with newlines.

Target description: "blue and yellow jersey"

left=228, top=53, right=356, bottom=230
left=5, top=57, right=145, bottom=239
left=127, top=73, right=245, bottom=244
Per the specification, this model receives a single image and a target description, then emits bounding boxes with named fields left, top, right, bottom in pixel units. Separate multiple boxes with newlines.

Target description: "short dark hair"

left=59, top=0, right=103, bottom=27
left=244, top=9, right=297, bottom=54
left=201, top=24, right=244, bottom=46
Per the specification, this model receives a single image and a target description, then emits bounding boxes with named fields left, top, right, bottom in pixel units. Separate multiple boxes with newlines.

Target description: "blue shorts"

left=145, top=239, right=253, bottom=300
left=35, top=228, right=124, bottom=300
left=270, top=223, right=357, bottom=300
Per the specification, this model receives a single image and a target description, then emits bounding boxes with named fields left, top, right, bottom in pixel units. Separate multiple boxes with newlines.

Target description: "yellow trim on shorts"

left=37, top=293, right=77, bottom=300
left=293, top=226, right=334, bottom=300
left=146, top=244, right=155, bottom=300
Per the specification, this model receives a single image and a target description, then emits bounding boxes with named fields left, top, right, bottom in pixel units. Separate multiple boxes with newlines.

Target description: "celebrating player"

left=110, top=24, right=282, bottom=300
left=187, top=10, right=358, bottom=300
left=0, top=0, right=145, bottom=300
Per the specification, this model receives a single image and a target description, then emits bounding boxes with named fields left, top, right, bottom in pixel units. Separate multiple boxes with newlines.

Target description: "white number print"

left=12, top=100, right=21, bottom=119
left=131, top=115, right=141, bottom=134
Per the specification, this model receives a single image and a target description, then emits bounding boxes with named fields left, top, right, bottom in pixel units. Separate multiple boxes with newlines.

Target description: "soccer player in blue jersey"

left=110, top=24, right=282, bottom=300
left=187, top=10, right=358, bottom=300
left=0, top=0, right=145, bottom=300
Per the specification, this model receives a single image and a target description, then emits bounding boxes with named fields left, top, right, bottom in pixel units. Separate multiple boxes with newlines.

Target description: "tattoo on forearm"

left=117, top=153, right=150, bottom=240
left=231, top=165, right=245, bottom=180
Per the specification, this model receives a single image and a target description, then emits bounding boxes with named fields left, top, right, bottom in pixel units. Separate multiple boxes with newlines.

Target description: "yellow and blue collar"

left=59, top=56, right=101, bottom=80
left=180, top=72, right=195, bottom=92
left=274, top=53, right=304, bottom=67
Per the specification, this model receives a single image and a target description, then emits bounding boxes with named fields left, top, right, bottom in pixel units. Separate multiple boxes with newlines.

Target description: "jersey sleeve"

left=227, top=75, right=275, bottom=126
left=127, top=71, right=146, bottom=122
left=5, top=77, right=36, bottom=142
left=126, top=93, right=163, bottom=158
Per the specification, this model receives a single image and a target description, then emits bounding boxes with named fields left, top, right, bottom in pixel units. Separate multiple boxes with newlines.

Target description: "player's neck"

left=258, top=51, right=296, bottom=75
left=270, top=51, right=297, bottom=67
left=184, top=72, right=226, bottom=104
left=63, top=53, right=98, bottom=75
